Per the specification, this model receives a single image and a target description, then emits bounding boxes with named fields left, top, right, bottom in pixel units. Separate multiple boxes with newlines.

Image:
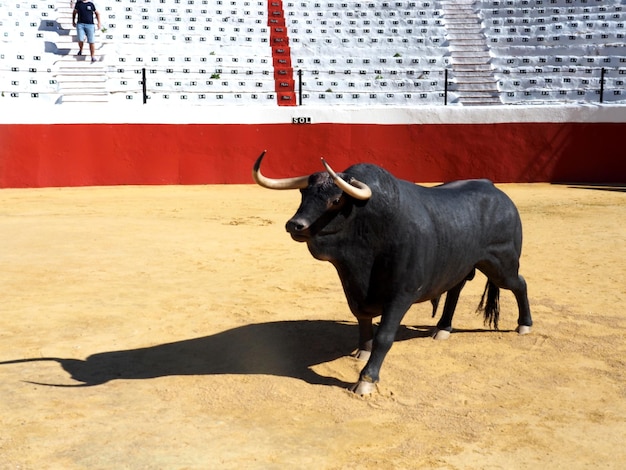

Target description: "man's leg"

left=77, top=24, right=85, bottom=55
left=86, top=25, right=96, bottom=61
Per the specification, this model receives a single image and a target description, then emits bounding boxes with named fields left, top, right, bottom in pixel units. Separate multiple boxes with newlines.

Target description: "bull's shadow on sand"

left=1, top=320, right=440, bottom=389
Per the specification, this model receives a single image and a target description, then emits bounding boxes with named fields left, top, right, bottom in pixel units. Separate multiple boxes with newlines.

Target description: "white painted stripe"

left=1, top=104, right=625, bottom=125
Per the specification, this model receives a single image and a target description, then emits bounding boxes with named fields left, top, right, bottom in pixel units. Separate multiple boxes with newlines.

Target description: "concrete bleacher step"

left=56, top=73, right=107, bottom=80
left=60, top=94, right=109, bottom=103
left=453, top=64, right=493, bottom=72
left=57, top=79, right=107, bottom=88
left=56, top=58, right=105, bottom=66
left=56, top=90, right=109, bottom=103
left=56, top=2, right=74, bottom=29
left=446, top=32, right=486, bottom=41
left=455, top=82, right=499, bottom=92
left=452, top=74, right=497, bottom=84
left=449, top=42, right=489, bottom=50
left=56, top=67, right=107, bottom=77
left=451, top=53, right=491, bottom=64
left=54, top=53, right=110, bottom=104
left=454, top=95, right=502, bottom=106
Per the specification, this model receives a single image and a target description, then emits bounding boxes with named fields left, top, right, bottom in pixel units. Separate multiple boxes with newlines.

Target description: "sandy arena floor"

left=0, top=182, right=624, bottom=469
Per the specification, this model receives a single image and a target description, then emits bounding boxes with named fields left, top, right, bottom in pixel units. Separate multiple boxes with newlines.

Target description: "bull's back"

left=396, top=179, right=522, bottom=297
left=426, top=180, right=521, bottom=250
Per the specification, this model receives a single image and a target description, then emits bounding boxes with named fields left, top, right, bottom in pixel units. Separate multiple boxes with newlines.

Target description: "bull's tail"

left=477, top=281, right=500, bottom=330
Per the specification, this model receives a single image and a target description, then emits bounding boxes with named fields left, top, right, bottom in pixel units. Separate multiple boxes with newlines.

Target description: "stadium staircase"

left=268, top=0, right=297, bottom=105
left=53, top=0, right=108, bottom=103
left=442, top=0, right=501, bottom=105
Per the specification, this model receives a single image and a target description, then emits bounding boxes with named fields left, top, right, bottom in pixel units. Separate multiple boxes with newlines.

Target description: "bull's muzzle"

left=285, top=217, right=310, bottom=242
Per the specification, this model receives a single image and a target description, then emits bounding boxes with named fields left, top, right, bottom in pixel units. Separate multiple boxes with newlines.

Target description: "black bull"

left=253, top=152, right=532, bottom=394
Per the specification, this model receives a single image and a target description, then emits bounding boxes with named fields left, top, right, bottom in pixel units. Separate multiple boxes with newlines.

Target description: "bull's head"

left=252, top=151, right=371, bottom=242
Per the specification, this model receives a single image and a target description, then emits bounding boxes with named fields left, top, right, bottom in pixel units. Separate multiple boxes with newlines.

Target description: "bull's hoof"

left=349, top=380, right=377, bottom=395
left=516, top=325, right=532, bottom=335
left=353, top=349, right=371, bottom=362
left=432, top=328, right=451, bottom=340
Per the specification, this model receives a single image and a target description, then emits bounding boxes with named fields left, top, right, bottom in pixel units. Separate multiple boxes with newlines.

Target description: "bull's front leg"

left=350, top=303, right=409, bottom=395
left=353, top=317, right=374, bottom=361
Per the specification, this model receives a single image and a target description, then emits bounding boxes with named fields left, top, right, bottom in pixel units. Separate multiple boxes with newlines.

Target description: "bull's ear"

left=252, top=151, right=310, bottom=190
left=321, top=158, right=372, bottom=201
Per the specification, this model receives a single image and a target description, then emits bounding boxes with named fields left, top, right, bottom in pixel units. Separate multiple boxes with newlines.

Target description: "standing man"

left=72, top=0, right=102, bottom=63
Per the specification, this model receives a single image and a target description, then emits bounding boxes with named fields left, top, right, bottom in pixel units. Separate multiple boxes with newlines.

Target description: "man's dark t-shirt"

left=75, top=1, right=97, bottom=24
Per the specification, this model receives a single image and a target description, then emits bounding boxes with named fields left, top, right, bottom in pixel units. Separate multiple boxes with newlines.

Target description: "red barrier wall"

left=1, top=117, right=625, bottom=187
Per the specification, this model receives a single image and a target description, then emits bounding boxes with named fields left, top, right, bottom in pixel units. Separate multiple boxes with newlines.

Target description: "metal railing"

left=1, top=65, right=624, bottom=105
left=129, top=65, right=625, bottom=105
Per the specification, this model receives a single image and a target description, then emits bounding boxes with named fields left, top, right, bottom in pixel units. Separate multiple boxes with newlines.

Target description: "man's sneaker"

left=91, top=57, right=97, bottom=63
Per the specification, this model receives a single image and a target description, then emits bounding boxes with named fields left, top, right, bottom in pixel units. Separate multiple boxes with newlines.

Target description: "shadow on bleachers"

left=45, top=41, right=71, bottom=56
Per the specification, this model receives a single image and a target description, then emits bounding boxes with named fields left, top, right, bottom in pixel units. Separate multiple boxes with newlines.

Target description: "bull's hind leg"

left=432, top=270, right=475, bottom=340
left=432, top=278, right=468, bottom=340
left=479, top=260, right=532, bottom=334
left=510, top=274, right=532, bottom=334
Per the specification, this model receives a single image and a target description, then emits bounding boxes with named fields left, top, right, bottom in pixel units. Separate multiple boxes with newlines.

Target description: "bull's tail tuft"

left=477, top=281, right=500, bottom=330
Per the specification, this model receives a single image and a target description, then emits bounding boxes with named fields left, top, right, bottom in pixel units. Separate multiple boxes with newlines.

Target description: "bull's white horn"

left=252, top=151, right=310, bottom=190
left=321, top=158, right=372, bottom=201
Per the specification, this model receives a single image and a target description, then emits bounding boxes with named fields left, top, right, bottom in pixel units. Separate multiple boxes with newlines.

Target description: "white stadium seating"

left=481, top=0, right=626, bottom=104
left=0, top=0, right=624, bottom=105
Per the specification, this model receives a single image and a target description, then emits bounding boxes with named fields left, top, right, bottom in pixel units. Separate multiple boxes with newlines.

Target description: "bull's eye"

left=327, top=195, right=344, bottom=210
